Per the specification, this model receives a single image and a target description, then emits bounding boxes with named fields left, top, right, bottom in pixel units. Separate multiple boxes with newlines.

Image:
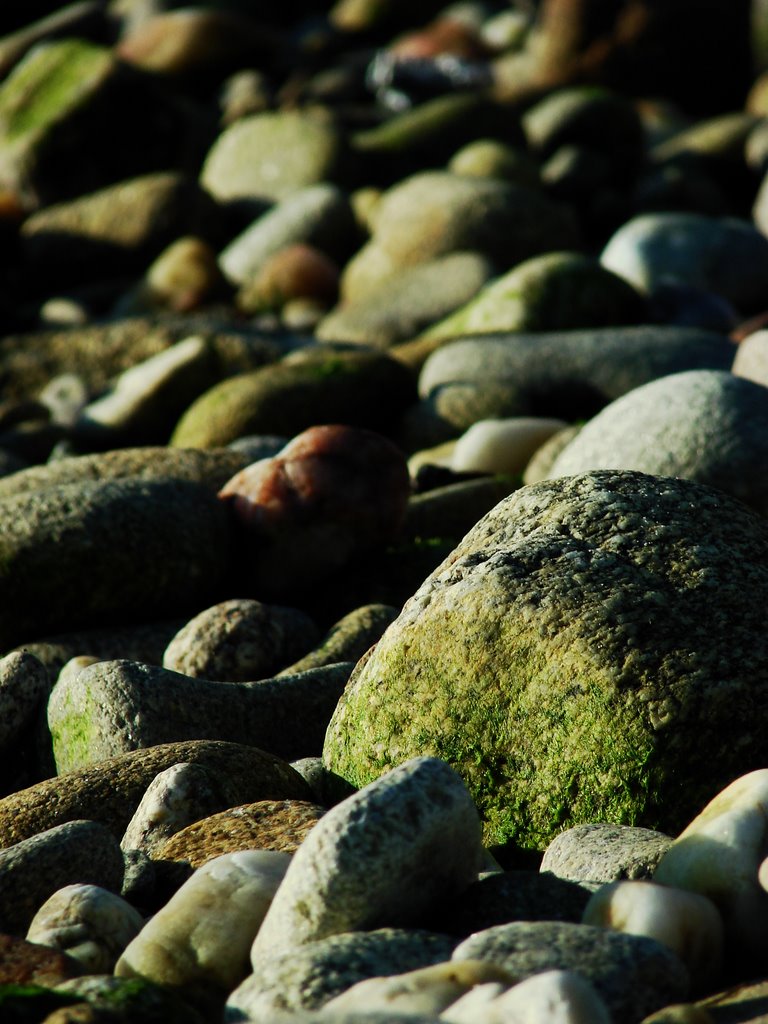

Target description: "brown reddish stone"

left=0, top=933, right=81, bottom=985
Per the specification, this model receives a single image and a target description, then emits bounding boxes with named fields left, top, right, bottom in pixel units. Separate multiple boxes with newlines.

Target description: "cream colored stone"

left=115, top=849, right=291, bottom=991
left=450, top=418, right=568, bottom=477
left=321, top=959, right=513, bottom=1016
left=441, top=969, right=611, bottom=1023
left=582, top=880, right=723, bottom=992
left=26, top=884, right=144, bottom=973
left=653, top=768, right=768, bottom=964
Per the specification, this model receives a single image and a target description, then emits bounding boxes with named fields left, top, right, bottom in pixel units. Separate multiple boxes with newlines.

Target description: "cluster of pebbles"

left=3, top=1, right=768, bottom=1022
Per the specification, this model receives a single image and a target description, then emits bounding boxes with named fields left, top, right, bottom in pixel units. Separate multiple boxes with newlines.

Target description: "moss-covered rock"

left=324, top=470, right=768, bottom=850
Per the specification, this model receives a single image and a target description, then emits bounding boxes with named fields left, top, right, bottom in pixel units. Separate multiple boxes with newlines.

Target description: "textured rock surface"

left=324, top=471, right=768, bottom=849
left=541, top=823, right=673, bottom=884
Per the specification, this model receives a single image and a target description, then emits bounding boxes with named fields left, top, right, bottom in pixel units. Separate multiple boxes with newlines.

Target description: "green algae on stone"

left=170, top=349, right=415, bottom=448
left=323, top=470, right=768, bottom=850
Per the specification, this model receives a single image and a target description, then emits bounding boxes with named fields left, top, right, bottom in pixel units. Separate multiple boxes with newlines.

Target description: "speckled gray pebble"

left=541, top=823, right=673, bottom=884
left=0, top=651, right=49, bottom=749
left=48, top=659, right=354, bottom=773
left=0, top=820, right=125, bottom=936
left=452, top=921, right=689, bottom=1024
left=227, top=929, right=457, bottom=1019
left=251, top=757, right=484, bottom=958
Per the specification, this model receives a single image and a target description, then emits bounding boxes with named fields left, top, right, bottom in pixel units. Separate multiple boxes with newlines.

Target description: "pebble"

left=442, top=969, right=611, bottom=1024
left=0, top=931, right=81, bottom=986
left=448, top=417, right=568, bottom=477
left=541, top=822, right=673, bottom=884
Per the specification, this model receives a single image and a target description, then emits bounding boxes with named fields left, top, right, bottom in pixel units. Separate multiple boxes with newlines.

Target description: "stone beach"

left=4, top=1, right=768, bottom=1022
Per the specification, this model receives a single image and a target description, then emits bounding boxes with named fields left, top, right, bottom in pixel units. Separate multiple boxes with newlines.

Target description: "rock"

left=200, top=110, right=347, bottom=208
left=402, top=251, right=646, bottom=366
left=219, top=183, right=358, bottom=287
left=0, top=478, right=232, bottom=650
left=448, top=417, right=568, bottom=477
left=447, top=139, right=540, bottom=186
left=732, top=328, right=768, bottom=385
left=322, top=960, right=513, bottom=1017
left=53, top=973, right=209, bottom=1024
left=170, top=348, right=416, bottom=449
left=48, top=660, right=353, bottom=772
left=0, top=932, right=81, bottom=986
left=120, top=762, right=232, bottom=858
left=0, top=2, right=108, bottom=81
left=315, top=252, right=495, bottom=349
left=217, top=425, right=410, bottom=600
left=73, top=335, right=218, bottom=448
left=452, top=921, right=689, bottom=1024
left=0, top=740, right=311, bottom=851
left=582, top=881, right=723, bottom=994
left=341, top=171, right=578, bottom=303
left=0, top=445, right=254, bottom=500
left=654, top=769, right=768, bottom=973
left=0, top=651, right=49, bottom=750
left=238, top=243, right=340, bottom=315
left=156, top=799, right=326, bottom=866
left=20, top=172, right=219, bottom=289
left=541, top=823, right=673, bottom=885
left=116, top=850, right=291, bottom=993
left=403, top=325, right=734, bottom=433
left=26, top=883, right=145, bottom=973
left=522, top=425, right=582, bottom=484
left=600, top=213, right=768, bottom=314
left=116, top=236, right=228, bottom=315
left=324, top=471, right=768, bottom=850
left=443, top=969, right=611, bottom=1024
left=227, top=929, right=457, bottom=1017
left=401, top=478, right=518, bottom=544
left=0, top=820, right=125, bottom=936
left=0, top=39, right=202, bottom=209
left=162, top=599, right=319, bottom=681
left=546, top=370, right=768, bottom=514
left=278, top=604, right=399, bottom=676
left=252, top=757, right=483, bottom=958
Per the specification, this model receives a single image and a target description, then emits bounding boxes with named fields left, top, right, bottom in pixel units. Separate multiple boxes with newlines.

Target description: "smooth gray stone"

left=541, top=823, right=672, bottom=885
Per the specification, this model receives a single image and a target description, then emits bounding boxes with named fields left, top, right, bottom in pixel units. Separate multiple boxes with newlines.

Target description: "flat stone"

left=541, top=823, right=673, bottom=884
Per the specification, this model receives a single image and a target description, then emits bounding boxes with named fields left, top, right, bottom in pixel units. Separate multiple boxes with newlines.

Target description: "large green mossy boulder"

left=324, top=470, right=768, bottom=850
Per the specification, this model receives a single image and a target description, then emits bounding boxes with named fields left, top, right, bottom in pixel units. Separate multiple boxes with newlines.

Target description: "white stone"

left=582, top=880, right=723, bottom=992
left=26, top=884, right=144, bottom=973
left=450, top=418, right=568, bottom=477
left=441, top=969, right=611, bottom=1024
left=115, top=850, right=291, bottom=991
left=653, top=769, right=768, bottom=964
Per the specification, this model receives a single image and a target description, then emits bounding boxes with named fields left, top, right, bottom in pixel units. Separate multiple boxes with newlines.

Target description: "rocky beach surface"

left=2, top=1, right=768, bottom=1021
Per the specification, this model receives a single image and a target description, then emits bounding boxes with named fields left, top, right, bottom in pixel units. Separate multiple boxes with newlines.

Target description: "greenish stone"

left=324, top=470, right=768, bottom=850
left=170, top=349, right=415, bottom=448
left=0, top=984, right=79, bottom=1022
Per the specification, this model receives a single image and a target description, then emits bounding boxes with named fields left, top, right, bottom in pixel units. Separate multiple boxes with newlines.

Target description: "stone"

left=219, top=183, right=358, bottom=287
left=315, top=252, right=494, bottom=349
left=252, top=757, right=483, bottom=959
left=405, top=251, right=646, bottom=366
left=541, top=823, right=673, bottom=885
left=341, top=171, right=578, bottom=303
left=0, top=651, right=49, bottom=750
left=0, top=820, right=125, bottom=936
left=116, top=236, right=228, bottom=316
left=582, top=881, right=723, bottom=994
left=53, top=973, right=209, bottom=1023
left=170, top=348, right=416, bottom=449
left=162, top=599, right=319, bottom=681
left=116, top=850, right=291, bottom=993
left=26, top=883, right=145, bottom=973
left=73, top=335, right=218, bottom=448
left=0, top=39, right=201, bottom=209
left=227, top=929, right=456, bottom=1017
left=20, top=172, right=219, bottom=288
left=0, top=2, right=108, bottom=81
left=452, top=921, right=689, bottom=1024
left=732, top=328, right=768, bottom=386
left=0, top=932, right=81, bottom=986
left=401, top=478, right=519, bottom=546
left=278, top=604, right=399, bottom=676
left=321, top=960, right=514, bottom=1017
left=0, top=478, right=232, bottom=650
left=600, top=213, right=768, bottom=314
left=443, top=969, right=611, bottom=1024
left=404, top=326, right=734, bottom=432
left=48, top=659, right=353, bottom=772
left=217, top=425, right=411, bottom=600
left=200, top=110, right=346, bottom=207
left=522, top=425, right=582, bottom=484
left=120, top=762, right=231, bottom=858
left=324, top=471, right=768, bottom=850
left=238, top=243, right=339, bottom=315
left=0, top=740, right=311, bottom=851
left=447, top=139, right=540, bottom=186
left=546, top=370, right=768, bottom=514
left=156, top=799, right=326, bottom=866
left=448, top=418, right=568, bottom=477
left=0, top=445, right=254, bottom=500
left=654, top=769, right=768, bottom=973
